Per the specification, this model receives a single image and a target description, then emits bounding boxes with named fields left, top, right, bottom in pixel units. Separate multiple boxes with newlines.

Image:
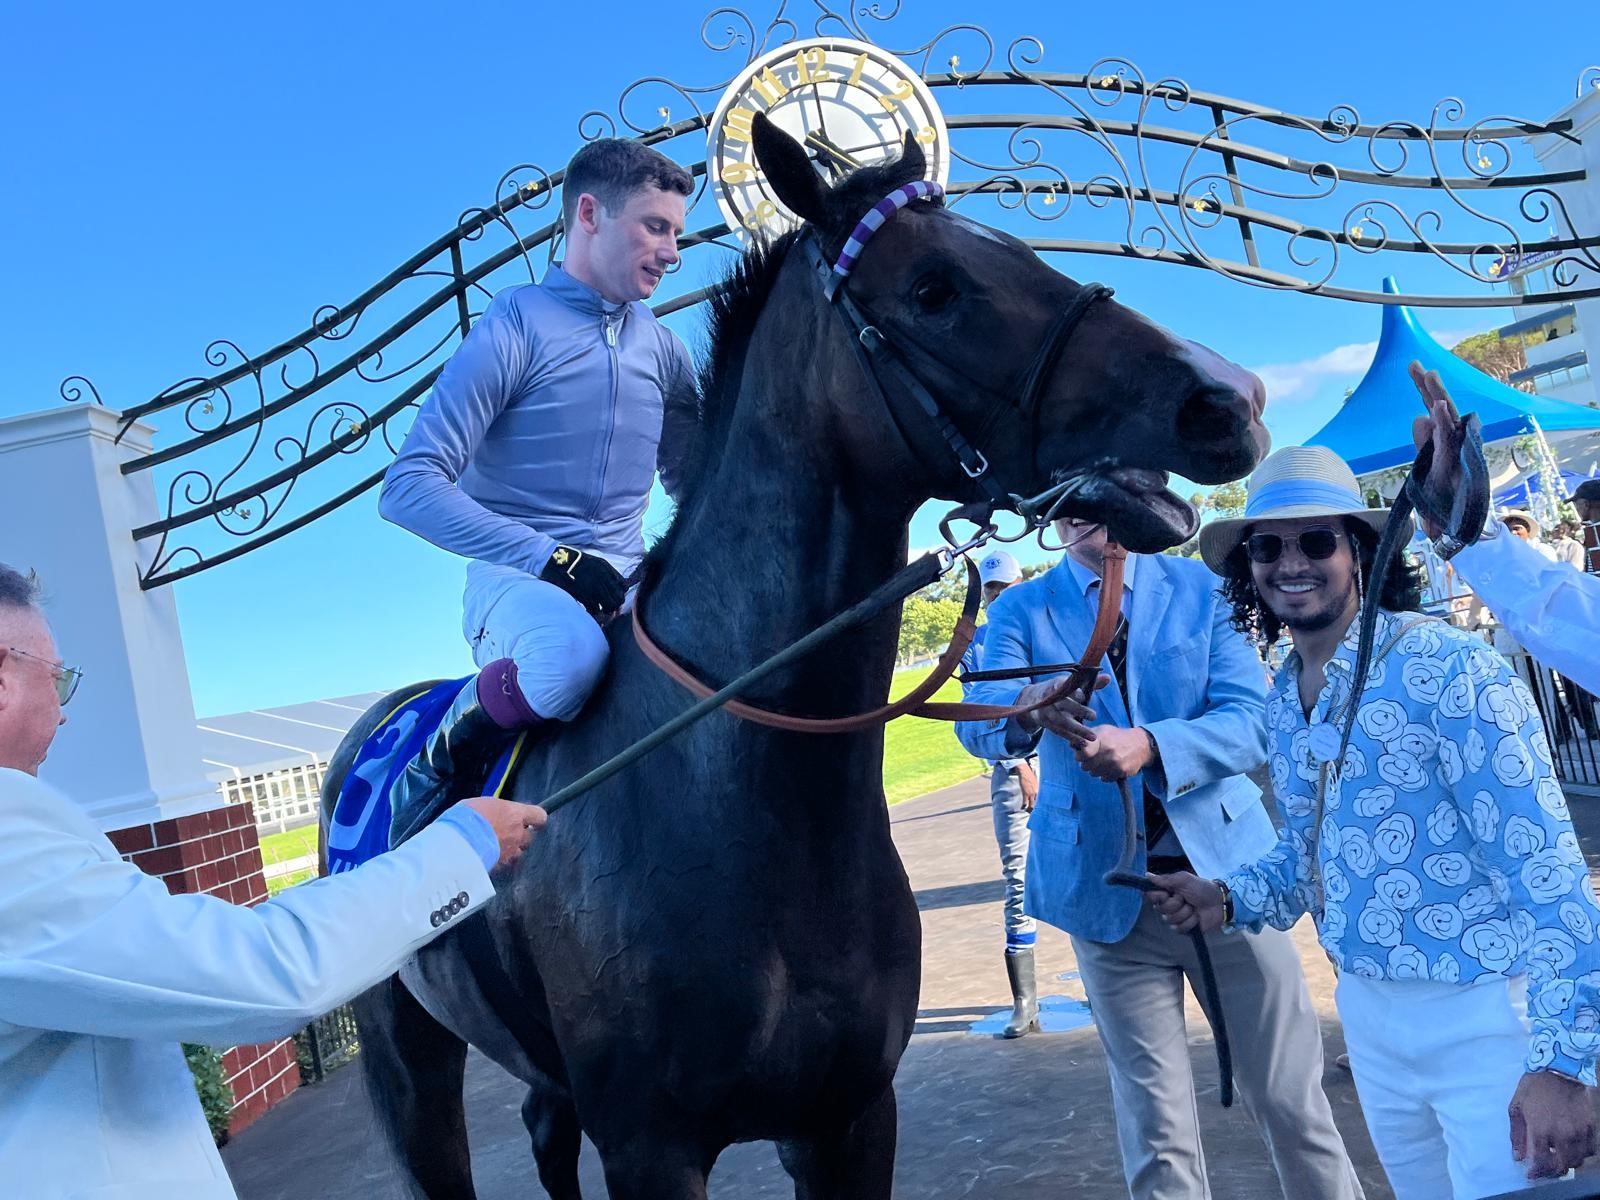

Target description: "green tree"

left=897, top=595, right=965, bottom=665
left=1450, top=330, right=1542, bottom=393
left=1191, top=480, right=1247, bottom=520
left=1165, top=480, right=1249, bottom=558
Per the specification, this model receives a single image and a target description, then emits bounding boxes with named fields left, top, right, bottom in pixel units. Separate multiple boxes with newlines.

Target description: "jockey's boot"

left=1001, top=947, right=1040, bottom=1039
left=388, top=658, right=541, bottom=846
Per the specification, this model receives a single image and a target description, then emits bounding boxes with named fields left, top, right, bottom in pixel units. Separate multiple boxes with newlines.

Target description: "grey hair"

left=0, top=563, right=42, bottom=612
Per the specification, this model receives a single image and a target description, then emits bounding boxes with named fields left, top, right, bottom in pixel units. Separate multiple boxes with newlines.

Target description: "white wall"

left=0, top=404, right=219, bottom=829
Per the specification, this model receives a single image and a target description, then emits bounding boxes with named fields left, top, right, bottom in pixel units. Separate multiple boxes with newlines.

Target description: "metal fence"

left=1509, top=650, right=1600, bottom=793
left=295, top=1004, right=361, bottom=1084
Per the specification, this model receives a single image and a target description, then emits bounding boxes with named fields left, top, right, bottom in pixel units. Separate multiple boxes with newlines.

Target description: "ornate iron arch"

left=62, top=1, right=1600, bottom=588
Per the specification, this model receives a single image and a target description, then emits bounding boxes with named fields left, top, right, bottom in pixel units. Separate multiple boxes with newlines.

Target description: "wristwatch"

left=1434, top=515, right=1499, bottom=561
left=1537, top=1066, right=1588, bottom=1087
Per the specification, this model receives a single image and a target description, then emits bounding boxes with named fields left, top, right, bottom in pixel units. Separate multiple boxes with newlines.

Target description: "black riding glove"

left=540, top=545, right=627, bottom=616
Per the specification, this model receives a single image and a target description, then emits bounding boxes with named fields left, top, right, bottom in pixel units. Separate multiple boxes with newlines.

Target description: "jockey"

left=379, top=138, right=699, bottom=824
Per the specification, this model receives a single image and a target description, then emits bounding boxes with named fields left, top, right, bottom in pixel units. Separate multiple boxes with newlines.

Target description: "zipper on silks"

left=590, top=313, right=622, bottom=521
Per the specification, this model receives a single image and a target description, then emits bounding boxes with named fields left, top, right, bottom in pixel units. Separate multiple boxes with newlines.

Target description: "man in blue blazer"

left=962, top=519, right=1361, bottom=1200
left=0, top=562, right=546, bottom=1200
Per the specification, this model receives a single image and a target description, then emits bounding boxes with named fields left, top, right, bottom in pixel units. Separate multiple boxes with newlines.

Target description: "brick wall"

left=107, top=801, right=301, bottom=1135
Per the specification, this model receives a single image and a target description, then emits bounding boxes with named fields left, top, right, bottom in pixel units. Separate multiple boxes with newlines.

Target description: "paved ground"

left=224, top=778, right=1600, bottom=1199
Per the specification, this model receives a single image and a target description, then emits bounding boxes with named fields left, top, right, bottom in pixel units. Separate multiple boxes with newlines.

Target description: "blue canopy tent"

left=1494, top=467, right=1591, bottom=511
left=1305, top=277, right=1600, bottom=475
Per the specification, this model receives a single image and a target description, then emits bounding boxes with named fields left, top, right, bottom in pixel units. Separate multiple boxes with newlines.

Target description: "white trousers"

left=1336, top=973, right=1543, bottom=1200
left=461, top=561, right=609, bottom=721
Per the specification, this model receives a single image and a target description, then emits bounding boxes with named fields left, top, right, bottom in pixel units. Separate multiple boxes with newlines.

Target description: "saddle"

left=325, top=678, right=529, bottom=873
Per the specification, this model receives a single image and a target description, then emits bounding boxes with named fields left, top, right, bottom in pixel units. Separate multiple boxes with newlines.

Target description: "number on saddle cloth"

left=325, top=678, right=526, bottom=872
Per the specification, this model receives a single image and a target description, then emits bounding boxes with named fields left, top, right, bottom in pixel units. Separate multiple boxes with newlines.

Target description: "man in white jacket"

left=0, top=563, right=547, bottom=1200
left=1409, top=362, right=1599, bottom=695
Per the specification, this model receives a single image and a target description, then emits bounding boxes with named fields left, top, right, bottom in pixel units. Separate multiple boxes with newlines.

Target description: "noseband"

left=799, top=180, right=1113, bottom=512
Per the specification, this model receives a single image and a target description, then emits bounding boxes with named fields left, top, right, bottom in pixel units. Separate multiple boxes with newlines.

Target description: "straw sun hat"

left=1197, top=446, right=1395, bottom=573
left=1499, top=509, right=1541, bottom=537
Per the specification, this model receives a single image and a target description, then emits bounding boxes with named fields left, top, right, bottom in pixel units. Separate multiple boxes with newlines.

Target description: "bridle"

left=633, top=177, right=1127, bottom=735
left=795, top=178, right=1114, bottom=512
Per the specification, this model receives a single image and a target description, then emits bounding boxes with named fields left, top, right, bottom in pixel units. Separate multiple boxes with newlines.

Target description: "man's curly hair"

left=1216, top=517, right=1425, bottom=656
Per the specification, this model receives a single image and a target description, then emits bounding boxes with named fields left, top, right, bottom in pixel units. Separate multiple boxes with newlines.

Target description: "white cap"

left=978, top=549, right=1022, bottom=586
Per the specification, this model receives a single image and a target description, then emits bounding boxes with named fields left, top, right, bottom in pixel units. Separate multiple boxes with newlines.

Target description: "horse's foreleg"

left=351, top=974, right=476, bottom=1200
left=776, top=1086, right=898, bottom=1200
left=593, top=1137, right=713, bottom=1200
left=521, top=1081, right=583, bottom=1200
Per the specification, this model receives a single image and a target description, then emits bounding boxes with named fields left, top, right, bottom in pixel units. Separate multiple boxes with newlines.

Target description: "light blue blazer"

left=0, top=768, right=492, bottom=1200
left=959, top=553, right=1275, bottom=943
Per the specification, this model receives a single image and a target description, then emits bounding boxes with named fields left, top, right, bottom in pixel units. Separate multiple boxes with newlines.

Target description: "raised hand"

left=1407, top=360, right=1474, bottom=539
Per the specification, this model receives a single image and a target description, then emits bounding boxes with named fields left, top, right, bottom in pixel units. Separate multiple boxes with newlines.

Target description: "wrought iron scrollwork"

left=61, top=0, right=1599, bottom=589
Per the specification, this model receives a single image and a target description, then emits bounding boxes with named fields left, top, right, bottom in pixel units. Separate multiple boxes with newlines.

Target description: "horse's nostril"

left=1176, top=387, right=1253, bottom=447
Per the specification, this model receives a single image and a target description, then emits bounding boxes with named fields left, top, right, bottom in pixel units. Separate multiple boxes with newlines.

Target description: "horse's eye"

left=912, top=276, right=958, bottom=312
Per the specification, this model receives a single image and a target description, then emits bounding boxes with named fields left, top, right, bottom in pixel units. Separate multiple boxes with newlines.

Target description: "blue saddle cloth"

left=325, top=678, right=525, bottom=874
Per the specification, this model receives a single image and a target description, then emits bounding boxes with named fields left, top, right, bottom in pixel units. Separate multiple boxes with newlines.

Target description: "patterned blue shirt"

left=1226, top=609, right=1600, bottom=1083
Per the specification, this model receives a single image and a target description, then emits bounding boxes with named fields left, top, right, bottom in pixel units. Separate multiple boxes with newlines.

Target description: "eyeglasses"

left=1244, top=526, right=1345, bottom=565
left=4, top=646, right=83, bottom=705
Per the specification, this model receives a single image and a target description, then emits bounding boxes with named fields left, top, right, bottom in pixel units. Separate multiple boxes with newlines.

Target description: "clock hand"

left=804, top=131, right=863, bottom=172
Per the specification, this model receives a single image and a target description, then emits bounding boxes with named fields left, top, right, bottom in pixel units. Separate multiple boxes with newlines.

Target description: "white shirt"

left=1453, top=520, right=1600, bottom=694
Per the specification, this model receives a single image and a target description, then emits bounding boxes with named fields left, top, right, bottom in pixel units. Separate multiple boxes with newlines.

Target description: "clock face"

left=705, top=38, right=949, bottom=244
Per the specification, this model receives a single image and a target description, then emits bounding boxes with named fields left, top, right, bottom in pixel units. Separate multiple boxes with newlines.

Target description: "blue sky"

left=3, top=0, right=1595, bottom=715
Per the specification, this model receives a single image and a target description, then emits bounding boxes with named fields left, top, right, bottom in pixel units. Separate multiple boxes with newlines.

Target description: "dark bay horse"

left=320, top=115, right=1269, bottom=1199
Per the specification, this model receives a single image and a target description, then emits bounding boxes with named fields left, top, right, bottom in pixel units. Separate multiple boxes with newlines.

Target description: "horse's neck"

left=647, top=381, right=914, bottom=713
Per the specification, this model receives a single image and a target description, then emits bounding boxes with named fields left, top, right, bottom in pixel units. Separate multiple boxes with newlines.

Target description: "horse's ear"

left=751, top=113, right=828, bottom=227
left=897, top=129, right=926, bottom=181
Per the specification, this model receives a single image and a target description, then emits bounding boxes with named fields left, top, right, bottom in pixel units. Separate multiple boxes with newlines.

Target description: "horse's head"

left=750, top=115, right=1269, bottom=552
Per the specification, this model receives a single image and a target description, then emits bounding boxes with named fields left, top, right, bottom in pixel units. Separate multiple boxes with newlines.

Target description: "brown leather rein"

left=633, top=543, right=1128, bottom=735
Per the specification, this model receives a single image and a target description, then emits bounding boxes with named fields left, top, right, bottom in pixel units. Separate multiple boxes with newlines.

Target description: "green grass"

left=258, top=824, right=320, bottom=868
left=266, top=868, right=316, bottom=895
left=882, top=665, right=985, bottom=805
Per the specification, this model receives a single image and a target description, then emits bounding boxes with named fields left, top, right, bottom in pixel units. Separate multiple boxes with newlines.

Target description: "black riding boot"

left=388, top=669, right=526, bottom=846
left=1002, top=948, right=1040, bottom=1039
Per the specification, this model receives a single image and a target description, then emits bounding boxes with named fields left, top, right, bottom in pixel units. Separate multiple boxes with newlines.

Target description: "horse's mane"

left=649, top=154, right=927, bottom=566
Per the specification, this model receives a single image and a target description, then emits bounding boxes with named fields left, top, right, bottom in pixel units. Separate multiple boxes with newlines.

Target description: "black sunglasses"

left=1244, top=526, right=1345, bottom=565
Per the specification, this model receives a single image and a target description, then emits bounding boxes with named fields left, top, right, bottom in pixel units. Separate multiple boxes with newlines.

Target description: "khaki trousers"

left=1072, top=905, right=1364, bottom=1200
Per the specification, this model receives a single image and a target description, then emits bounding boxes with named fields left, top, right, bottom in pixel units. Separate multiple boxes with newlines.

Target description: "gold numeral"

left=723, top=107, right=757, bottom=143
left=750, top=65, right=789, bottom=107
left=878, top=78, right=915, bottom=113
left=848, top=53, right=867, bottom=88
left=916, top=125, right=937, bottom=144
left=794, top=47, right=830, bottom=83
left=742, top=200, right=778, bottom=230
left=720, top=161, right=759, bottom=184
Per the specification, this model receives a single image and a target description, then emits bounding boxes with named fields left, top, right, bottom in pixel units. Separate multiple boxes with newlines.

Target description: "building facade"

left=1492, top=88, right=1600, bottom=412
left=196, top=692, right=387, bottom=835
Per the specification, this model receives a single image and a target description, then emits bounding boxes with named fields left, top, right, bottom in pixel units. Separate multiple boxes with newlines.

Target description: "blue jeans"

left=990, top=762, right=1037, bottom=951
